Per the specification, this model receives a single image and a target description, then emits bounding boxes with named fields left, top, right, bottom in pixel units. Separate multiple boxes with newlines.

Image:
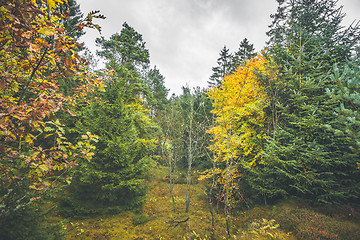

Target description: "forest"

left=1, top=0, right=360, bottom=239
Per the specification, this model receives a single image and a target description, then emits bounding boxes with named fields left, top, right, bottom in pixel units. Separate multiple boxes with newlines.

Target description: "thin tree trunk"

left=169, top=156, right=176, bottom=212
left=185, top=108, right=193, bottom=213
left=223, top=79, right=248, bottom=238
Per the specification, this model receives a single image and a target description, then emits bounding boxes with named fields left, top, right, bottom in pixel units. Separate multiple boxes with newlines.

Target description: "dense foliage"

left=202, top=4, right=360, bottom=230
left=60, top=20, right=161, bottom=216
left=1, top=0, right=360, bottom=239
left=0, top=0, right=104, bottom=238
left=205, top=55, right=269, bottom=205
left=250, top=0, right=360, bottom=204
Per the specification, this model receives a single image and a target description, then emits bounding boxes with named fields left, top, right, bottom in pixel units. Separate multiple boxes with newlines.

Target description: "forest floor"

left=49, top=163, right=360, bottom=239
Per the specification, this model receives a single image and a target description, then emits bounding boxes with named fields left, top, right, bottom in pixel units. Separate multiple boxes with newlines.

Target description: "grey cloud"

left=77, top=0, right=359, bottom=95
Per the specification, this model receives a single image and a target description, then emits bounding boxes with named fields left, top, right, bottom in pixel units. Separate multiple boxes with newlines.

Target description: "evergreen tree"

left=61, top=0, right=85, bottom=40
left=249, top=0, right=360, bottom=204
left=208, top=46, right=233, bottom=88
left=231, top=38, right=257, bottom=71
left=62, top=78, right=156, bottom=214
left=57, top=0, right=94, bottom=96
left=326, top=60, right=360, bottom=181
left=145, top=66, right=169, bottom=116
left=96, top=22, right=151, bottom=102
left=60, top=23, right=159, bottom=215
left=96, top=22, right=150, bottom=71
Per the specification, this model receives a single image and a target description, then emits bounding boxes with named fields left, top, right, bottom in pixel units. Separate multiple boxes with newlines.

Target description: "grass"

left=51, top=164, right=228, bottom=239
left=46, top=164, right=360, bottom=239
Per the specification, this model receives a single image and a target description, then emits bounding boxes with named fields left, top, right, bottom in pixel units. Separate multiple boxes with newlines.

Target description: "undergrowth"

left=45, top=164, right=360, bottom=239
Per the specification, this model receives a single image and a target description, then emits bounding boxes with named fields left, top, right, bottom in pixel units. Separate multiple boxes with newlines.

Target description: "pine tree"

left=96, top=22, right=150, bottom=71
left=63, top=78, right=156, bottom=214
left=208, top=46, right=233, bottom=88
left=57, top=0, right=88, bottom=96
left=61, top=0, right=85, bottom=40
left=326, top=60, right=360, bottom=185
left=250, top=0, right=360, bottom=204
left=96, top=22, right=151, bottom=103
left=144, top=66, right=169, bottom=116
left=231, top=38, right=257, bottom=72
left=59, top=23, right=158, bottom=215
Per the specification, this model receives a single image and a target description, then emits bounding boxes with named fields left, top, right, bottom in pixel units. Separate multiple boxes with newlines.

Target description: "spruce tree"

left=208, top=46, right=233, bottom=88
left=248, top=0, right=360, bottom=204
left=145, top=66, right=169, bottom=116
left=96, top=22, right=151, bottom=102
left=231, top=38, right=257, bottom=71
left=61, top=0, right=85, bottom=40
left=62, top=78, right=155, bottom=214
left=96, top=22, right=150, bottom=71
left=57, top=0, right=87, bottom=96
left=325, top=60, right=360, bottom=194
left=60, top=23, right=158, bottom=215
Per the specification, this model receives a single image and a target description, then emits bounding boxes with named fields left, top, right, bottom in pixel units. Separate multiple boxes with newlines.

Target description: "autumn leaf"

left=38, top=27, right=55, bottom=36
left=47, top=0, right=55, bottom=9
left=30, top=43, right=41, bottom=52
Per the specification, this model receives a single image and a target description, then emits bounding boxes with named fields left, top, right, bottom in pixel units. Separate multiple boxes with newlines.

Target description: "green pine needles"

left=245, top=0, right=360, bottom=204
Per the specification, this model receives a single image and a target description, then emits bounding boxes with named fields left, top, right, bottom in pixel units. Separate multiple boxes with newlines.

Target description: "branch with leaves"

left=0, top=0, right=104, bottom=214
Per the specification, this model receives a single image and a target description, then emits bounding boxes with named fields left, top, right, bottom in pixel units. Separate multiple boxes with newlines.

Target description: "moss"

left=44, top=166, right=360, bottom=239
left=132, top=214, right=150, bottom=225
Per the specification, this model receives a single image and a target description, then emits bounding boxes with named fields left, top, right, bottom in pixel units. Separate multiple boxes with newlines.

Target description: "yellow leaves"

left=0, top=6, right=9, bottom=14
left=47, top=0, right=63, bottom=11
left=25, top=133, right=35, bottom=146
left=75, top=131, right=98, bottom=161
left=38, top=27, right=55, bottom=36
left=47, top=0, right=56, bottom=10
left=198, top=168, right=222, bottom=181
left=207, top=54, right=269, bottom=165
left=39, top=164, right=49, bottom=172
left=81, top=131, right=99, bottom=142
left=0, top=1, right=106, bottom=207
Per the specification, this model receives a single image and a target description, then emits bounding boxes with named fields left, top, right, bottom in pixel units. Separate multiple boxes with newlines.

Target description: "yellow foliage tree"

left=205, top=54, right=269, bottom=235
left=207, top=55, right=268, bottom=165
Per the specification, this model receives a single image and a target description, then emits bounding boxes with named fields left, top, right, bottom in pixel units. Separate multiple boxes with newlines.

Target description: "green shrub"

left=58, top=194, right=102, bottom=218
left=0, top=205, right=64, bottom=240
left=132, top=213, right=149, bottom=225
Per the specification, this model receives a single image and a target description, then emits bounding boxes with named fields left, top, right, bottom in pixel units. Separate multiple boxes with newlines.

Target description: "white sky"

left=76, top=0, right=360, bottom=96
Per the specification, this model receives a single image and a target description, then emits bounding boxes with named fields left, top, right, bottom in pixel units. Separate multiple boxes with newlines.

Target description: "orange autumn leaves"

left=0, top=0, right=103, bottom=191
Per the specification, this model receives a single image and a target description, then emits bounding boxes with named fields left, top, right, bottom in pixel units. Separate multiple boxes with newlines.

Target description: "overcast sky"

left=76, top=0, right=360, bottom=96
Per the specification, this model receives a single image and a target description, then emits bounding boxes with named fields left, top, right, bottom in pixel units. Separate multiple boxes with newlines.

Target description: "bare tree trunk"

left=169, top=156, right=176, bottom=212
left=185, top=102, right=193, bottom=213
left=185, top=156, right=192, bottom=212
